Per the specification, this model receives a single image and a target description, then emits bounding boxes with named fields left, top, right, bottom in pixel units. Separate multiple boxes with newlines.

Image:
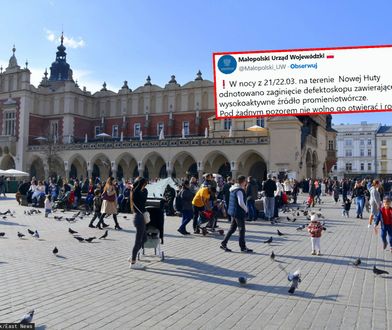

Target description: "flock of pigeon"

left=0, top=208, right=119, bottom=324
left=237, top=204, right=390, bottom=294
left=1, top=200, right=391, bottom=324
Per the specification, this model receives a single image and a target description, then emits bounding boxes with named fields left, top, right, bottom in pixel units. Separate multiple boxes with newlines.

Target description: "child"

left=44, top=194, right=52, bottom=218
left=342, top=198, right=352, bottom=218
left=89, top=189, right=102, bottom=228
left=307, top=214, right=323, bottom=255
left=374, top=197, right=392, bottom=251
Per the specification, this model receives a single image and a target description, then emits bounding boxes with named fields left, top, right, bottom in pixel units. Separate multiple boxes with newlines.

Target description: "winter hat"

left=310, top=214, right=318, bottom=222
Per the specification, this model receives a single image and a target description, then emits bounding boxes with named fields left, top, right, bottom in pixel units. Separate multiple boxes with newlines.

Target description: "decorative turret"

left=49, top=32, right=73, bottom=81
left=39, top=68, right=50, bottom=87
left=195, top=70, right=203, bottom=81
left=6, top=45, right=20, bottom=70
left=144, top=75, right=152, bottom=86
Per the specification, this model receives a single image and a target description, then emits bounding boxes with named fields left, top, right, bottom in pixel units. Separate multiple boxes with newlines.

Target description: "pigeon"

left=74, top=236, right=84, bottom=242
left=74, top=211, right=81, bottom=218
left=2, top=216, right=7, bottom=220
left=17, top=232, right=25, bottom=238
left=373, top=265, right=389, bottom=275
left=264, top=237, right=273, bottom=244
left=238, top=276, right=247, bottom=285
left=297, top=212, right=300, bottom=216
left=0, top=210, right=10, bottom=216
left=20, top=310, right=34, bottom=324
left=33, top=230, right=40, bottom=238
left=123, top=216, right=127, bottom=219
left=68, top=228, right=78, bottom=234
left=286, top=217, right=292, bottom=222
left=322, top=226, right=327, bottom=231
left=277, top=230, right=284, bottom=236
left=296, top=225, right=306, bottom=231
left=270, top=251, right=275, bottom=261
left=318, top=208, right=322, bottom=211
left=0, top=232, right=5, bottom=237
left=99, top=230, right=108, bottom=239
left=292, top=218, right=297, bottom=222
left=351, top=258, right=361, bottom=266
left=52, top=247, right=58, bottom=255
left=288, top=270, right=301, bottom=294
left=27, top=229, right=35, bottom=236
left=54, top=216, right=63, bottom=220
left=85, top=237, right=96, bottom=243
left=65, top=217, right=76, bottom=222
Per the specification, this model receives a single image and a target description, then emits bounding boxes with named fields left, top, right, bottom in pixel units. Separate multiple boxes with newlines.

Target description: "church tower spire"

left=49, top=32, right=73, bottom=81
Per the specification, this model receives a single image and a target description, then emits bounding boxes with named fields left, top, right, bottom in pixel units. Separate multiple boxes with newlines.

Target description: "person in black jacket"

left=352, top=180, right=367, bottom=219
left=246, top=176, right=258, bottom=221
left=222, top=177, right=233, bottom=222
left=129, top=177, right=148, bottom=270
left=263, top=174, right=277, bottom=221
left=177, top=180, right=195, bottom=235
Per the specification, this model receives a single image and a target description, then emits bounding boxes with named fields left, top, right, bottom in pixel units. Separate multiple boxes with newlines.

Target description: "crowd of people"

left=9, top=172, right=392, bottom=269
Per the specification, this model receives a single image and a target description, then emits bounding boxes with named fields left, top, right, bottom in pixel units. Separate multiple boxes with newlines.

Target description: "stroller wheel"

left=202, top=228, right=208, bottom=236
left=218, top=229, right=224, bottom=235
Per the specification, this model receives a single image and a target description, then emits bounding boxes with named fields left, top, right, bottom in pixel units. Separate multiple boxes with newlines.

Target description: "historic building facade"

left=332, top=122, right=380, bottom=179
left=0, top=39, right=336, bottom=182
left=376, top=125, right=392, bottom=177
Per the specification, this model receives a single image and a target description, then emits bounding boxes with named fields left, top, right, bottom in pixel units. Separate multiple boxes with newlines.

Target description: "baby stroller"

left=197, top=210, right=224, bottom=236
left=138, top=206, right=165, bottom=261
left=53, top=191, right=71, bottom=210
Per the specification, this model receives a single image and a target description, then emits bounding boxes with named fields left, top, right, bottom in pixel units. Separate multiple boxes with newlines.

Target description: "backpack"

left=175, top=190, right=183, bottom=212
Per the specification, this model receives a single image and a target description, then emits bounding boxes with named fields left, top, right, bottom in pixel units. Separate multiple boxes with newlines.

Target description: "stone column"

left=87, top=161, right=92, bottom=179
left=166, top=161, right=172, bottom=178
left=197, top=161, right=204, bottom=181
left=230, top=161, right=237, bottom=179
left=111, top=161, right=117, bottom=179
left=137, top=161, right=144, bottom=178
left=64, top=161, right=69, bottom=180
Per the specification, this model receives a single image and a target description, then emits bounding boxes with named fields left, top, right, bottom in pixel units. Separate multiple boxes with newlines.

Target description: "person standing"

left=222, top=177, right=233, bottom=222
left=307, top=214, right=323, bottom=255
left=220, top=175, right=252, bottom=253
left=129, top=177, right=148, bottom=270
left=352, top=180, right=366, bottom=219
left=177, top=180, right=195, bottom=235
left=246, top=176, right=258, bottom=221
left=97, top=177, right=122, bottom=230
left=369, top=180, right=381, bottom=227
left=263, top=174, right=277, bottom=222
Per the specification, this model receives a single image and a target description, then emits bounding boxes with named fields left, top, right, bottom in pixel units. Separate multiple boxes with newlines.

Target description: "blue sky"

left=1, top=0, right=391, bottom=125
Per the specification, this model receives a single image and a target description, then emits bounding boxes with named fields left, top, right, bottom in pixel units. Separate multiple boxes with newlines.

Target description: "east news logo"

left=218, top=55, right=237, bottom=74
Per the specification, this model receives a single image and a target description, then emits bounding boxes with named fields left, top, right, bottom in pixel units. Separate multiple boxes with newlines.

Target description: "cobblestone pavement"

left=0, top=194, right=391, bottom=329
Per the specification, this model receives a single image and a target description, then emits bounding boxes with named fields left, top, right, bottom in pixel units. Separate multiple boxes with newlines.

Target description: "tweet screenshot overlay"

left=213, top=45, right=392, bottom=119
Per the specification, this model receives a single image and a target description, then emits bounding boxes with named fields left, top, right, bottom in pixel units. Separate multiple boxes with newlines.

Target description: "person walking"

left=89, top=189, right=102, bottom=228
left=177, top=180, right=195, bottom=235
left=222, top=176, right=233, bottom=222
left=129, top=177, right=148, bottom=270
left=220, top=175, right=253, bottom=253
left=192, top=183, right=211, bottom=234
left=374, top=197, right=392, bottom=251
left=96, top=177, right=122, bottom=230
left=369, top=180, right=382, bottom=227
left=263, top=174, right=277, bottom=222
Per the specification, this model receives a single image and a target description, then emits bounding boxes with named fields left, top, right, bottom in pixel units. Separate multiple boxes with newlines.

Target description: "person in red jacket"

left=374, top=196, right=392, bottom=251
left=307, top=214, right=323, bottom=255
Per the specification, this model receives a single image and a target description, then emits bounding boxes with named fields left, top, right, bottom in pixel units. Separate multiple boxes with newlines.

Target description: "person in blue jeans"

left=220, top=175, right=253, bottom=253
left=352, top=180, right=367, bottom=219
left=246, top=176, right=258, bottom=221
left=374, top=197, right=392, bottom=250
left=177, top=180, right=195, bottom=235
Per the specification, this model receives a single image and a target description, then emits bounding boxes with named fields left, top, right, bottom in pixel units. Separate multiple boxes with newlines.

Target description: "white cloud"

left=45, top=29, right=86, bottom=49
